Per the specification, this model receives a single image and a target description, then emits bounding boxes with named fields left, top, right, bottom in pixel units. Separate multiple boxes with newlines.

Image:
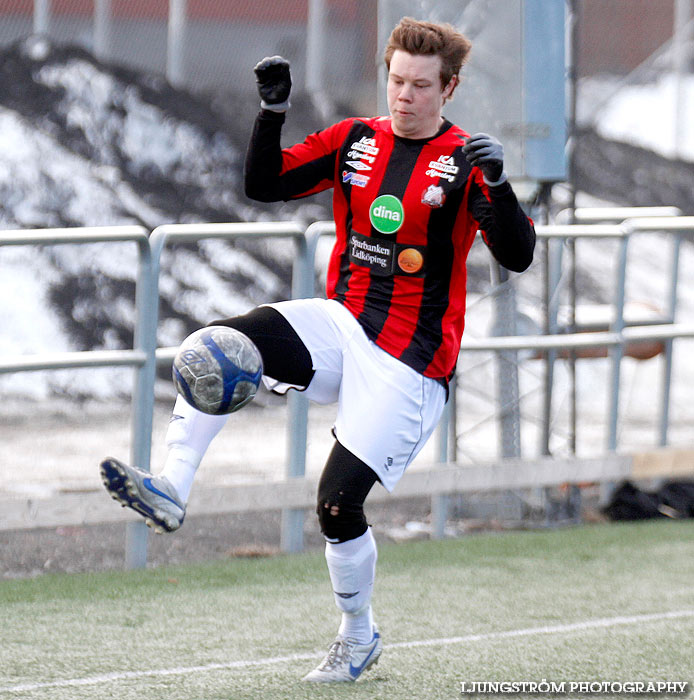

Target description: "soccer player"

left=101, top=17, right=535, bottom=682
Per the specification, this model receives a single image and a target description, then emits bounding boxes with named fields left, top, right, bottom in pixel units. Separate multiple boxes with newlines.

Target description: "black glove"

left=254, top=55, right=292, bottom=112
left=462, top=132, right=507, bottom=185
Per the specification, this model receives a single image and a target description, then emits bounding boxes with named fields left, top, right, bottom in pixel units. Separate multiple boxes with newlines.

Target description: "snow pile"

left=589, top=73, right=694, bottom=161
left=0, top=37, right=328, bottom=399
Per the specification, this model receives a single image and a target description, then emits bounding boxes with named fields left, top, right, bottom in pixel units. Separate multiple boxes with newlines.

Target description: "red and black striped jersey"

left=245, top=111, right=535, bottom=381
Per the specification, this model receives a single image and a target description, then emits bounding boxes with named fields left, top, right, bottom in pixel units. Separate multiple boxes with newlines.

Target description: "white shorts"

left=264, top=298, right=446, bottom=491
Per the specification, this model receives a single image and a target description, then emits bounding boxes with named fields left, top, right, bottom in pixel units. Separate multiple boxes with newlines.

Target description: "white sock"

left=159, top=395, right=229, bottom=503
left=338, top=604, right=375, bottom=645
left=325, top=528, right=377, bottom=644
left=160, top=444, right=201, bottom=504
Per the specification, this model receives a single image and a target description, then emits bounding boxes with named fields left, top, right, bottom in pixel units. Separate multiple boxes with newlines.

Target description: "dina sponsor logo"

left=369, top=195, right=404, bottom=234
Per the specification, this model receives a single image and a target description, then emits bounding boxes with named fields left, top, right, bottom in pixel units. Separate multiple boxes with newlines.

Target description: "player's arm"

left=463, top=132, right=536, bottom=272
left=244, top=107, right=288, bottom=202
left=244, top=56, right=336, bottom=203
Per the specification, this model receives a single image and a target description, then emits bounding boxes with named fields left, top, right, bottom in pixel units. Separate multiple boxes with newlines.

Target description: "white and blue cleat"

left=100, top=457, right=185, bottom=534
left=303, top=626, right=382, bottom=682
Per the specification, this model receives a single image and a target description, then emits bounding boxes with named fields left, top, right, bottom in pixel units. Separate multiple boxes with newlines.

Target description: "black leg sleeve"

left=316, top=440, right=380, bottom=543
left=208, top=306, right=314, bottom=388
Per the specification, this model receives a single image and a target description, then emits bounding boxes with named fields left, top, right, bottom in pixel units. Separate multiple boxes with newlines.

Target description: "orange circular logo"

left=398, top=248, right=424, bottom=274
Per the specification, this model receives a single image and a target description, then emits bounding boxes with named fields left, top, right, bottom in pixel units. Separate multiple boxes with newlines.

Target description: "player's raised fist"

left=254, top=55, right=292, bottom=112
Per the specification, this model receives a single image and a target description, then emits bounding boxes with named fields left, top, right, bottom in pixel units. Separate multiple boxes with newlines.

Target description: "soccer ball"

left=172, top=326, right=263, bottom=415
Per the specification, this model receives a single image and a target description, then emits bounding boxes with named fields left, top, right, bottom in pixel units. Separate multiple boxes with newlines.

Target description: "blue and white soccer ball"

left=172, top=326, right=263, bottom=415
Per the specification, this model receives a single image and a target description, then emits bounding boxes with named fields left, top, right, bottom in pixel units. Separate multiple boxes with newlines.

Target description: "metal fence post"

left=166, top=0, right=187, bottom=86
left=601, top=233, right=629, bottom=505
left=126, top=236, right=157, bottom=569
left=541, top=236, right=564, bottom=455
left=490, top=261, right=523, bottom=520
left=281, top=232, right=312, bottom=553
left=93, top=0, right=112, bottom=60
left=606, top=234, right=629, bottom=452
left=34, top=0, right=50, bottom=34
left=431, top=374, right=456, bottom=539
left=658, top=234, right=682, bottom=446
left=490, top=263, right=521, bottom=459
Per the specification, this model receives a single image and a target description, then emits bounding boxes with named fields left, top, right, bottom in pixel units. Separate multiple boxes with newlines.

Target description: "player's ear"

left=442, top=75, right=457, bottom=103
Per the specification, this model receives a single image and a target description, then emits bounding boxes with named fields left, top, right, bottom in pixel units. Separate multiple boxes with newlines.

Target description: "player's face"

left=387, top=50, right=455, bottom=139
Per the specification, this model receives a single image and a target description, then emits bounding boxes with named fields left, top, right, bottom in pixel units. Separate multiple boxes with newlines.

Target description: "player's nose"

left=397, top=83, right=414, bottom=101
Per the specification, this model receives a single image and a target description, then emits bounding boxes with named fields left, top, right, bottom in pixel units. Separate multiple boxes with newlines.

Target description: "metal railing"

left=147, top=222, right=308, bottom=557
left=0, top=226, right=152, bottom=567
left=0, top=226, right=150, bottom=375
left=537, top=217, right=694, bottom=454
left=0, top=222, right=309, bottom=566
left=2, top=213, right=693, bottom=562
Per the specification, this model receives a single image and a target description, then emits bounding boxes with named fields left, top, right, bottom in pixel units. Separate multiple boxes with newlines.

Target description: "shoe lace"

left=320, top=638, right=355, bottom=670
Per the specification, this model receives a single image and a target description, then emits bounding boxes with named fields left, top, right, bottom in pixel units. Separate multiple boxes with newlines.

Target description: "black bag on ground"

left=604, top=480, right=694, bottom=521
left=603, top=481, right=667, bottom=520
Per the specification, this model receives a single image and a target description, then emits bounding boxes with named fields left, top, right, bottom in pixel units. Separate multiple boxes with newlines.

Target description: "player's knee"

left=316, top=489, right=368, bottom=543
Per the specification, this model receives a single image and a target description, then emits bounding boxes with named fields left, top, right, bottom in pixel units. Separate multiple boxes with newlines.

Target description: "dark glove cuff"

left=259, top=108, right=287, bottom=122
left=483, top=171, right=508, bottom=187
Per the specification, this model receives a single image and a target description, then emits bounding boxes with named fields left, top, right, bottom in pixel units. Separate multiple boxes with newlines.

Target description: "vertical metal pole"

left=125, top=521, right=149, bottom=570
left=491, top=261, right=522, bottom=521
left=94, top=0, right=112, bottom=61
left=558, top=0, right=581, bottom=522
left=673, top=0, right=694, bottom=158
left=606, top=235, right=628, bottom=454
left=431, top=383, right=452, bottom=540
left=566, top=237, right=578, bottom=455
left=448, top=373, right=457, bottom=463
left=540, top=209, right=562, bottom=455
left=376, top=0, right=389, bottom=116
left=491, top=263, right=521, bottom=460
left=541, top=241, right=552, bottom=456
left=541, top=235, right=563, bottom=524
left=306, top=0, right=326, bottom=94
left=658, top=235, right=682, bottom=446
left=281, top=236, right=311, bottom=553
left=126, top=238, right=157, bottom=569
left=34, top=0, right=50, bottom=35
left=282, top=391, right=308, bottom=553
left=565, top=0, right=580, bottom=458
left=167, top=0, right=187, bottom=87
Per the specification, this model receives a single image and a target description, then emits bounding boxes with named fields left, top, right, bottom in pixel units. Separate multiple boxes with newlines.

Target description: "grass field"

left=1, top=520, right=693, bottom=699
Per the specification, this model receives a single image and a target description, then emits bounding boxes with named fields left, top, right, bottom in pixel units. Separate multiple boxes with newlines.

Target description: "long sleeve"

left=244, top=110, right=343, bottom=203
left=468, top=178, right=536, bottom=273
left=244, top=109, right=286, bottom=202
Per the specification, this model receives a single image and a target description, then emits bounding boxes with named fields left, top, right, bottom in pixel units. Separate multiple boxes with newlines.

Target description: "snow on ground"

left=0, top=41, right=293, bottom=402
left=582, top=73, right=694, bottom=161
